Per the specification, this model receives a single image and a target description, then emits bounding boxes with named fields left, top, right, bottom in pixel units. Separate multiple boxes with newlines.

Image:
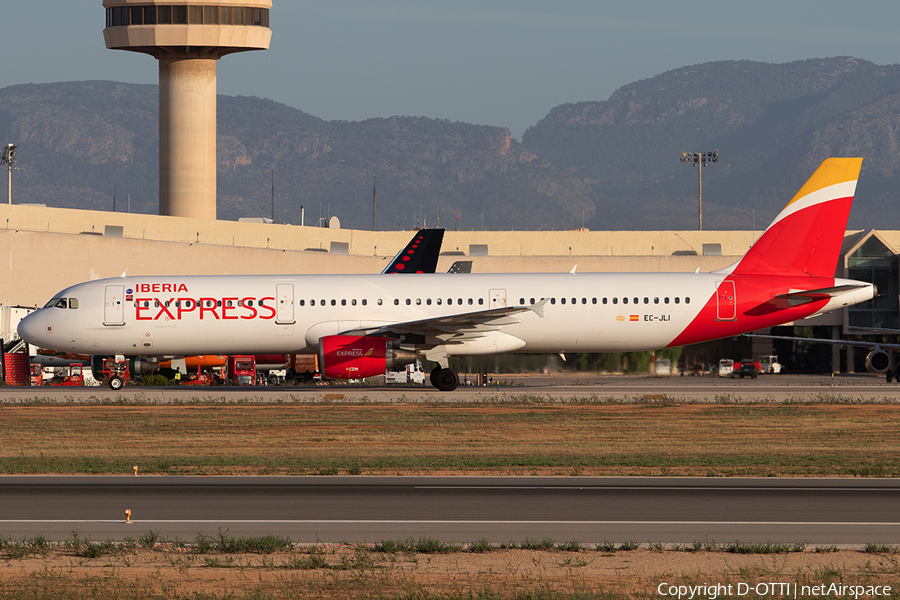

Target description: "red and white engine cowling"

left=318, top=335, right=416, bottom=379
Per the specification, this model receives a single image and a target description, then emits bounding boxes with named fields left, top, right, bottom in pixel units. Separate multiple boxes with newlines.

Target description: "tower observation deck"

left=103, top=2, right=272, bottom=219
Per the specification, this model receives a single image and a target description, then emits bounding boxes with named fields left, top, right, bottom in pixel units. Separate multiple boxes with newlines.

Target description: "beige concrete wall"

left=0, top=204, right=801, bottom=257
left=0, top=229, right=384, bottom=308
left=0, top=204, right=873, bottom=318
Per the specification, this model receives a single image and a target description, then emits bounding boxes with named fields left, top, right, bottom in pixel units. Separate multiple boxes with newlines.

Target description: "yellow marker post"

left=125, top=509, right=132, bottom=524
left=133, top=465, right=139, bottom=477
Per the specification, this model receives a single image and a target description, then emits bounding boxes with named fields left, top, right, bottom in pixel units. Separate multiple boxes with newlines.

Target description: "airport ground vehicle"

left=286, top=354, right=320, bottom=383
left=654, top=358, right=672, bottom=376
left=227, top=355, right=257, bottom=386
left=758, top=355, right=783, bottom=374
left=385, top=361, right=426, bottom=384
left=718, top=359, right=734, bottom=377
left=733, top=359, right=761, bottom=378
left=49, top=364, right=84, bottom=386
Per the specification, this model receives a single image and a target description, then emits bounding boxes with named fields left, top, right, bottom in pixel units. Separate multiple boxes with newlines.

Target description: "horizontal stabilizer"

left=776, top=284, right=873, bottom=306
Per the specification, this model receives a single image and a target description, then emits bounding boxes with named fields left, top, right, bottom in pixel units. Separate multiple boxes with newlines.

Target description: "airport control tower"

left=103, top=2, right=272, bottom=219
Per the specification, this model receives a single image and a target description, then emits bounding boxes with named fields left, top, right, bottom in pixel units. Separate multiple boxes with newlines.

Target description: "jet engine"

left=865, top=349, right=891, bottom=374
left=318, top=335, right=416, bottom=379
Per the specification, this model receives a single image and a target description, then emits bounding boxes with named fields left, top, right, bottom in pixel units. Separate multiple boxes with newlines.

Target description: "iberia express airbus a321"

left=18, top=158, right=875, bottom=390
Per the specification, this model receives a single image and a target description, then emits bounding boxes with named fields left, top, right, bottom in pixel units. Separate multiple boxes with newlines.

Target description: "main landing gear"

left=430, top=366, right=459, bottom=391
left=887, top=365, right=900, bottom=383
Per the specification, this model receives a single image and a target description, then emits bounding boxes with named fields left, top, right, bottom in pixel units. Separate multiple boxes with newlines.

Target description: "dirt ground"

left=0, top=545, right=897, bottom=598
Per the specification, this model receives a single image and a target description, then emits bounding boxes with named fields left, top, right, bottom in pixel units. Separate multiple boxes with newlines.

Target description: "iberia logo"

left=630, top=315, right=639, bottom=322
left=616, top=315, right=625, bottom=322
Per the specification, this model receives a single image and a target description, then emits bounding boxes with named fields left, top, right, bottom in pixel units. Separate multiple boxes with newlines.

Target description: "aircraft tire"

left=434, top=368, right=459, bottom=391
left=108, top=376, right=125, bottom=390
left=430, top=366, right=441, bottom=388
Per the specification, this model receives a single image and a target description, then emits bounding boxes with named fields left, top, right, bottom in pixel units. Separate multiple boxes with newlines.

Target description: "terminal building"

left=2, top=202, right=896, bottom=375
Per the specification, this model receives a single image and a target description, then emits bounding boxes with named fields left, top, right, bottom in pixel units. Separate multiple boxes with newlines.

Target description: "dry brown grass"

left=2, top=401, right=900, bottom=597
left=0, top=403, right=899, bottom=476
left=1, top=544, right=898, bottom=600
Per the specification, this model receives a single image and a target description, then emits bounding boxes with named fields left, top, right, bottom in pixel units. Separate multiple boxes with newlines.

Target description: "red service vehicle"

left=30, top=364, right=44, bottom=387
left=50, top=364, right=84, bottom=386
left=227, top=355, right=257, bottom=386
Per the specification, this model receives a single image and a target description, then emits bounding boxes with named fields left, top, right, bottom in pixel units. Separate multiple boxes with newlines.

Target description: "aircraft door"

left=276, top=283, right=295, bottom=324
left=104, top=285, right=125, bottom=326
left=716, top=280, right=737, bottom=321
left=489, top=289, right=508, bottom=309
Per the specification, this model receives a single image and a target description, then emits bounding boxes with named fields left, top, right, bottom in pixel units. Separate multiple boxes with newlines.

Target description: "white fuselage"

left=17, top=271, right=873, bottom=358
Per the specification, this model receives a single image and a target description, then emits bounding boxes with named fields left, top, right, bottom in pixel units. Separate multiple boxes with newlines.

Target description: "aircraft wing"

left=343, top=300, right=549, bottom=344
left=744, top=333, right=900, bottom=351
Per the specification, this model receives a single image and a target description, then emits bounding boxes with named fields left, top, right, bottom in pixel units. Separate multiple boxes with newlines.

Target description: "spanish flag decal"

left=630, top=315, right=639, bottom=322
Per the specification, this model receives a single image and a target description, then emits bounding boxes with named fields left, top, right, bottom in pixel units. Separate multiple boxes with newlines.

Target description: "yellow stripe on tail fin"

left=728, top=158, right=862, bottom=278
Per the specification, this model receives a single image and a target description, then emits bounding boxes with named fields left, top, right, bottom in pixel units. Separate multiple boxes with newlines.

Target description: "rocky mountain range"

left=1, top=56, right=899, bottom=231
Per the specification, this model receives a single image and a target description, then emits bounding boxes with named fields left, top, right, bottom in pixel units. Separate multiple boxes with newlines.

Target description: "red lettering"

left=154, top=299, right=176, bottom=320
left=176, top=298, right=196, bottom=319
left=199, top=297, right=220, bottom=320
left=152, top=284, right=160, bottom=293
left=138, top=284, right=149, bottom=293
left=221, top=297, right=239, bottom=320
left=162, top=284, right=172, bottom=293
left=135, top=298, right=152, bottom=321
left=178, top=283, right=188, bottom=292
left=258, top=297, right=276, bottom=320
left=240, top=297, right=258, bottom=320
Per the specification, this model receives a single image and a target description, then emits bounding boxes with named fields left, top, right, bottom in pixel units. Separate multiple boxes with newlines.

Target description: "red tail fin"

left=727, top=158, right=862, bottom=277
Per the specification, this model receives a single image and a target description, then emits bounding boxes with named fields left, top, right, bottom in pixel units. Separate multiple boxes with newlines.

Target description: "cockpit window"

left=44, top=297, right=78, bottom=309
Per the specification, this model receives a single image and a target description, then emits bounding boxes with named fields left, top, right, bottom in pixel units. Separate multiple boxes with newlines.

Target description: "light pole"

left=680, top=150, right=719, bottom=230
left=1, top=143, right=17, bottom=205
left=269, top=169, right=275, bottom=222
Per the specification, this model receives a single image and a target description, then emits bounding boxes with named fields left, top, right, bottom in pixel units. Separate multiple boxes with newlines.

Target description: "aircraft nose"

left=17, top=310, right=47, bottom=345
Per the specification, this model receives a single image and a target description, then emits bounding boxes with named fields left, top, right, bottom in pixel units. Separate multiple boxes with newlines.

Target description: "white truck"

left=758, top=355, right=783, bottom=374
left=718, top=358, right=734, bottom=377
left=385, top=361, right=426, bottom=384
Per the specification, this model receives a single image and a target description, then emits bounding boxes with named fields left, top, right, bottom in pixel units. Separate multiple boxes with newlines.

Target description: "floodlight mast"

left=680, top=150, right=719, bottom=230
left=1, top=143, right=18, bottom=205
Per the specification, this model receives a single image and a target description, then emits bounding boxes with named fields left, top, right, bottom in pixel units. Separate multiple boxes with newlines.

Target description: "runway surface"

left=3, top=372, right=900, bottom=404
left=2, top=375, right=898, bottom=546
left=1, top=476, right=897, bottom=545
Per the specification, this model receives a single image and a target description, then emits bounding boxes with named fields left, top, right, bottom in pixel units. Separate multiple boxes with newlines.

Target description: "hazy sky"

left=4, top=1, right=900, bottom=138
